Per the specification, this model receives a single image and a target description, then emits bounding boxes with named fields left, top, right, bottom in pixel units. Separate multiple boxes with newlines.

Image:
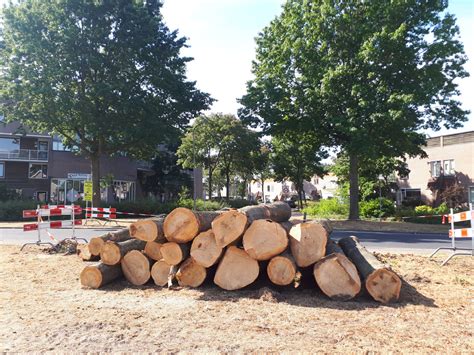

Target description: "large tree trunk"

left=338, top=236, right=401, bottom=303
left=163, top=208, right=222, bottom=243
left=349, top=153, right=359, bottom=220
left=100, top=239, right=146, bottom=266
left=225, top=169, right=230, bottom=201
left=90, top=153, right=101, bottom=206
left=190, top=230, right=223, bottom=267
left=88, top=228, right=131, bottom=256
left=261, top=178, right=265, bottom=203
left=77, top=244, right=99, bottom=261
left=121, top=250, right=151, bottom=286
left=313, top=239, right=361, bottom=300
left=129, top=217, right=166, bottom=243
left=212, top=202, right=291, bottom=248
left=288, top=220, right=329, bottom=267
left=208, top=164, right=213, bottom=200
left=160, top=242, right=191, bottom=265
left=214, top=246, right=259, bottom=290
left=80, top=263, right=123, bottom=289
left=176, top=257, right=207, bottom=287
left=144, top=241, right=163, bottom=261
left=243, top=219, right=288, bottom=260
left=267, top=251, right=297, bottom=286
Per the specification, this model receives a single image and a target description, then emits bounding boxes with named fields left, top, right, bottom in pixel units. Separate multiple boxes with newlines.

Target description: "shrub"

left=303, top=198, right=349, bottom=218
left=414, top=205, right=435, bottom=216
left=435, top=202, right=449, bottom=215
left=0, top=200, right=38, bottom=221
left=177, top=198, right=226, bottom=211
left=360, top=198, right=395, bottom=218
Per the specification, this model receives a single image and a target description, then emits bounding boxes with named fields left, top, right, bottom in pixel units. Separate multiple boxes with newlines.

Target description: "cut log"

left=80, top=263, right=123, bottom=289
left=313, top=239, right=361, bottom=300
left=151, top=260, right=173, bottom=287
left=77, top=244, right=99, bottom=261
left=121, top=250, right=151, bottom=286
left=190, top=230, right=223, bottom=267
left=176, top=257, right=207, bottom=287
left=100, top=239, right=146, bottom=266
left=129, top=217, right=166, bottom=243
left=338, top=236, right=401, bottom=303
left=144, top=241, right=163, bottom=261
left=267, top=251, right=297, bottom=286
left=289, top=220, right=328, bottom=267
left=160, top=242, right=190, bottom=265
left=88, top=228, right=131, bottom=256
left=214, top=246, right=259, bottom=290
left=243, top=219, right=288, bottom=260
left=211, top=210, right=248, bottom=247
left=163, top=208, right=221, bottom=243
left=265, top=201, right=292, bottom=222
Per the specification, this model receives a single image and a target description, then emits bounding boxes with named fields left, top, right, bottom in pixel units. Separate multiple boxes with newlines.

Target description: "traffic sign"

left=84, top=181, right=93, bottom=202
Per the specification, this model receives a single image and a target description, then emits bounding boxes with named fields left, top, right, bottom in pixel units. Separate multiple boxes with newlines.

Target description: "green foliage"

left=240, top=0, right=469, bottom=219
left=435, top=202, right=449, bottom=215
left=303, top=199, right=349, bottom=219
left=177, top=198, right=226, bottom=211
left=0, top=200, right=37, bottom=221
left=414, top=205, right=435, bottom=216
left=0, top=182, right=21, bottom=201
left=360, top=198, right=396, bottom=218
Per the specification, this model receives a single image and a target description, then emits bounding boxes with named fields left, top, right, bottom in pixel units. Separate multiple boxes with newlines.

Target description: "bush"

left=435, top=202, right=449, bottom=215
left=360, top=198, right=395, bottom=218
left=177, top=198, right=226, bottom=211
left=414, top=205, right=435, bottom=216
left=0, top=200, right=37, bottom=221
left=303, top=198, right=349, bottom=218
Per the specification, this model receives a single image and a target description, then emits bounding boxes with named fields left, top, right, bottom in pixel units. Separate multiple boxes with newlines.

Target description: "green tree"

left=0, top=1, right=211, bottom=204
left=271, top=132, right=326, bottom=209
left=240, top=0, right=469, bottom=219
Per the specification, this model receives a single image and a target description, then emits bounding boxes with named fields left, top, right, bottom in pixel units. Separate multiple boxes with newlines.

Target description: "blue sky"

left=161, top=0, right=474, bottom=136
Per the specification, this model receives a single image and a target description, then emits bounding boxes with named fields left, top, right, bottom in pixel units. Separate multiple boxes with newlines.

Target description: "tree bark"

left=163, top=208, right=222, bottom=243
left=160, top=242, right=191, bottom=265
left=313, top=239, right=361, bottom=300
left=129, top=217, right=166, bottom=243
left=80, top=263, right=123, bottom=289
left=144, top=241, right=163, bottom=261
left=190, top=229, right=223, bottom=267
left=88, top=228, right=131, bottom=256
left=208, top=164, right=213, bottom=199
left=90, top=153, right=101, bottom=206
left=267, top=251, right=297, bottom=286
left=338, top=236, right=401, bottom=303
left=225, top=169, right=230, bottom=201
left=243, top=219, right=288, bottom=260
left=121, top=250, right=151, bottom=286
left=288, top=220, right=329, bottom=267
left=176, top=257, right=207, bottom=287
left=214, top=246, right=259, bottom=290
left=100, top=239, right=146, bottom=266
left=349, top=152, right=359, bottom=220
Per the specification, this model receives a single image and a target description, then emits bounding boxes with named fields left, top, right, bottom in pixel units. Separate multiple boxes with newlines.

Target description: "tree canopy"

left=240, top=0, right=469, bottom=219
left=0, top=0, right=212, bottom=204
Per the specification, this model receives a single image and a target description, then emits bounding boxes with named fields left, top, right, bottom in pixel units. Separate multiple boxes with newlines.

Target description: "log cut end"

left=313, top=254, right=361, bottom=300
left=151, top=260, right=172, bottom=287
left=289, top=221, right=328, bottom=267
left=267, top=255, right=297, bottom=286
left=214, top=246, right=259, bottom=290
left=161, top=242, right=189, bottom=265
left=121, top=250, right=151, bottom=286
left=129, top=218, right=163, bottom=242
left=88, top=237, right=106, bottom=256
left=176, top=258, right=207, bottom=287
left=190, top=230, right=223, bottom=267
left=100, top=242, right=121, bottom=265
left=212, top=210, right=248, bottom=247
left=144, top=241, right=163, bottom=261
left=77, top=244, right=99, bottom=261
left=243, top=219, right=288, bottom=260
left=163, top=207, right=199, bottom=243
left=80, top=266, right=103, bottom=289
left=366, top=268, right=401, bottom=303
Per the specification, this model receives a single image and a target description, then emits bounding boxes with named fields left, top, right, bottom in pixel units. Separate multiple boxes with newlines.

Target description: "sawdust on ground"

left=0, top=245, right=472, bottom=352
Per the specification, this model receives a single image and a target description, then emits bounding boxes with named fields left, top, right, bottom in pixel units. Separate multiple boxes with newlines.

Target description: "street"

left=0, top=227, right=471, bottom=254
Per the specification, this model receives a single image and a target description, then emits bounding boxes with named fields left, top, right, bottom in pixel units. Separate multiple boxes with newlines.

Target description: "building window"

left=29, top=164, right=47, bottom=179
left=401, top=188, right=421, bottom=201
left=469, top=187, right=474, bottom=205
left=52, top=137, right=71, bottom=151
left=0, top=162, right=4, bottom=178
left=0, top=137, right=19, bottom=151
left=429, top=161, right=441, bottom=177
left=112, top=180, right=136, bottom=202
left=443, top=159, right=455, bottom=175
left=267, top=185, right=270, bottom=192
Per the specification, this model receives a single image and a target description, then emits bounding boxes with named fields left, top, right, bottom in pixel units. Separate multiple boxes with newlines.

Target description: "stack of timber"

left=78, top=203, right=402, bottom=304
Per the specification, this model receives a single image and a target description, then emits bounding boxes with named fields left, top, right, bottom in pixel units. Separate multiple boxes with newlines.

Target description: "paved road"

left=0, top=227, right=471, bottom=254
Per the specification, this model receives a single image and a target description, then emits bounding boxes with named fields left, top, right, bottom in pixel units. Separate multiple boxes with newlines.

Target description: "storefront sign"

left=67, top=173, right=91, bottom=179
left=84, top=181, right=93, bottom=202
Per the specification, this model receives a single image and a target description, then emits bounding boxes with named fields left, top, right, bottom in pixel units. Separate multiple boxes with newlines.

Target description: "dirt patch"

left=0, top=245, right=472, bottom=352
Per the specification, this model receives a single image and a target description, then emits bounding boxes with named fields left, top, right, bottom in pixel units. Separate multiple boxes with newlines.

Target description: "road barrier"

left=21, top=204, right=87, bottom=251
left=430, top=203, right=473, bottom=265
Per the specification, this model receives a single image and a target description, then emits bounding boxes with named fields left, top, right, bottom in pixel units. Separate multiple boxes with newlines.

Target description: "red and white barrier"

left=85, top=207, right=159, bottom=218
left=86, top=213, right=117, bottom=219
left=448, top=210, right=474, bottom=223
left=23, top=207, right=82, bottom=218
left=23, top=219, right=82, bottom=231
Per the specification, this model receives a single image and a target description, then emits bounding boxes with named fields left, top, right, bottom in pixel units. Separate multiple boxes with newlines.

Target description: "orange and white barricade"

left=21, top=204, right=87, bottom=251
left=430, top=203, right=473, bottom=265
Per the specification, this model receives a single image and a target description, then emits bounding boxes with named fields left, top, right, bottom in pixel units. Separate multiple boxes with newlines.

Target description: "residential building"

left=397, top=130, right=474, bottom=205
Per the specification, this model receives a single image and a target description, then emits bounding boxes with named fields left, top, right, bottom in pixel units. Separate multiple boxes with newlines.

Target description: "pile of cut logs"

left=79, top=202, right=401, bottom=303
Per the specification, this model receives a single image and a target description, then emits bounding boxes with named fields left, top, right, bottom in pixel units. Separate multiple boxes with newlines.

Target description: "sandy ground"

left=0, top=245, right=472, bottom=353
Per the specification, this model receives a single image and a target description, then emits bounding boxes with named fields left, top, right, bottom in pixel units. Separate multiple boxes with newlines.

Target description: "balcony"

left=0, top=149, right=48, bottom=162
